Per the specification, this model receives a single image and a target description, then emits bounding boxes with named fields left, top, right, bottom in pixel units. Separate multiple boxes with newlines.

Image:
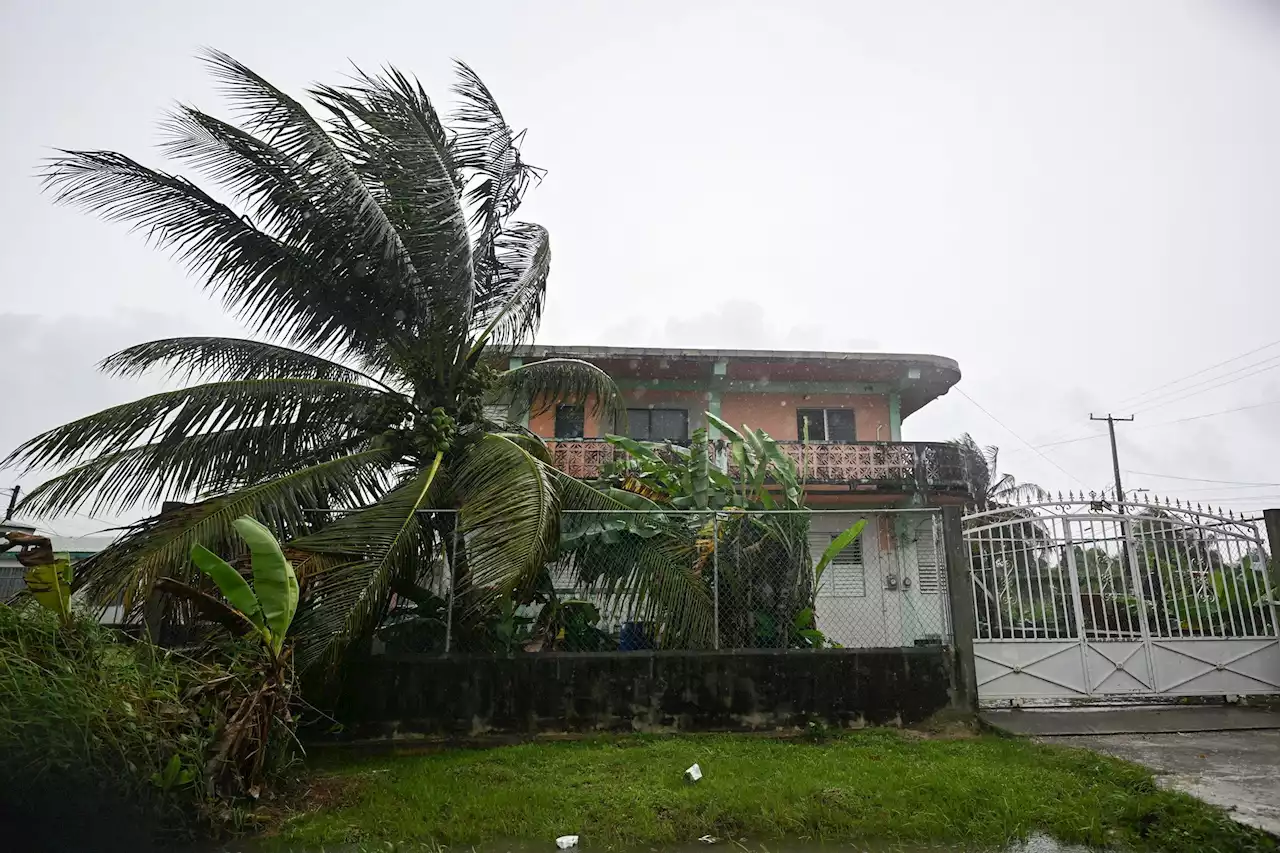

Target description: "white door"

left=899, top=516, right=949, bottom=646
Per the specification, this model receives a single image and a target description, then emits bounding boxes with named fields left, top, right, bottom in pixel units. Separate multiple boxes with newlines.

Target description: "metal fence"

left=377, top=508, right=950, bottom=655
left=964, top=495, right=1280, bottom=704
left=965, top=497, right=1274, bottom=642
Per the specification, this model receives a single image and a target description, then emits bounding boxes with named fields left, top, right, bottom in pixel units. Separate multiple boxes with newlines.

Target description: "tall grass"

left=0, top=606, right=220, bottom=846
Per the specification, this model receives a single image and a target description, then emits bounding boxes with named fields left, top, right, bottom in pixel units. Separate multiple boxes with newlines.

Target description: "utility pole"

left=2, top=486, right=18, bottom=522
left=1090, top=414, right=1134, bottom=507
left=1090, top=414, right=1149, bottom=633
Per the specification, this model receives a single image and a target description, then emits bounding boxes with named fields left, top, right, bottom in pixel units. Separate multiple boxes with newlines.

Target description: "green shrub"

left=0, top=607, right=219, bottom=842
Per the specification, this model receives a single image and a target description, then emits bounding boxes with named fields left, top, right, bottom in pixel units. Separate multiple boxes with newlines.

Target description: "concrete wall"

left=337, top=648, right=952, bottom=737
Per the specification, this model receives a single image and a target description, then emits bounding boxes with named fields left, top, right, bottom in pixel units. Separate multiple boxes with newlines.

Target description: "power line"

left=1164, top=482, right=1280, bottom=494
left=1034, top=432, right=1108, bottom=450
left=1009, top=398, right=1280, bottom=455
left=1114, top=336, right=1280, bottom=408
left=954, top=388, right=1085, bottom=487
left=1131, top=356, right=1280, bottom=415
left=1124, top=470, right=1280, bottom=487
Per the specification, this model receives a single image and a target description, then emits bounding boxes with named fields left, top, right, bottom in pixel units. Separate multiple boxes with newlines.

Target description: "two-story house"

left=508, top=346, right=966, bottom=647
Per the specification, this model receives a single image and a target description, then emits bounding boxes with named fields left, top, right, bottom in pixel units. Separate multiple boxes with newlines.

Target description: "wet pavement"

left=1041, top=729, right=1280, bottom=836
left=984, top=706, right=1280, bottom=836
left=983, top=705, right=1280, bottom=736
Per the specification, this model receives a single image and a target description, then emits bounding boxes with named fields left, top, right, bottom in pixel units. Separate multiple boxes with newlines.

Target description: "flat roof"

left=510, top=346, right=961, bottom=418
left=511, top=345, right=959, bottom=372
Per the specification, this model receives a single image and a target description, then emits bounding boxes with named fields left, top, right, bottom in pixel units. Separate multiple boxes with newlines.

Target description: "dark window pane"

left=625, top=408, right=651, bottom=440
left=555, top=405, right=584, bottom=439
left=827, top=409, right=856, bottom=442
left=650, top=409, right=688, bottom=442
left=797, top=409, right=825, bottom=441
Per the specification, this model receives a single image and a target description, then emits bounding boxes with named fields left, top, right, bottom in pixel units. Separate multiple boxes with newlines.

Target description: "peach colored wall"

left=719, top=393, right=891, bottom=442
left=528, top=390, right=713, bottom=438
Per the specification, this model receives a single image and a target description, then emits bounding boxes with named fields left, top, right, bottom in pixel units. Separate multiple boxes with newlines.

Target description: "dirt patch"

left=252, top=773, right=367, bottom=837
left=905, top=710, right=981, bottom=740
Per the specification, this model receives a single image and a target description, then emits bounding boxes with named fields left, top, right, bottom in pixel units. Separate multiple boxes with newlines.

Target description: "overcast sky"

left=5, top=0, right=1280, bottom=536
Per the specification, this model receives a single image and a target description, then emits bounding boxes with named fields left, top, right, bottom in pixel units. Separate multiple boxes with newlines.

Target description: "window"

left=797, top=408, right=856, bottom=442
left=554, top=404, right=584, bottom=439
left=626, top=408, right=689, bottom=443
left=916, top=524, right=941, bottom=595
left=811, top=532, right=865, bottom=597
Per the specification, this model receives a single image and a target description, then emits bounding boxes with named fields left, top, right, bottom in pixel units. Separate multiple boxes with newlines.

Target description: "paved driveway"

left=984, top=707, right=1280, bottom=836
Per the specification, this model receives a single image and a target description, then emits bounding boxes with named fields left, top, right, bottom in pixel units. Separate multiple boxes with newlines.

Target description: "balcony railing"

left=547, top=439, right=969, bottom=493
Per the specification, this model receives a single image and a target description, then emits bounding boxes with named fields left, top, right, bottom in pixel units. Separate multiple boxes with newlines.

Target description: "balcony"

left=546, top=439, right=969, bottom=494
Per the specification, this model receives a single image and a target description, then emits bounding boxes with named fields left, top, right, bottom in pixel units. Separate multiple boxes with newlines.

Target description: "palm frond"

left=494, top=358, right=626, bottom=432
left=73, top=449, right=395, bottom=618
left=39, top=150, right=401, bottom=361
left=450, top=434, right=559, bottom=599
left=199, top=50, right=413, bottom=270
left=4, top=379, right=394, bottom=475
left=159, top=101, right=431, bottom=368
left=468, top=222, right=550, bottom=353
left=100, top=336, right=394, bottom=389
left=451, top=61, right=543, bottom=317
left=989, top=474, right=1050, bottom=504
left=288, top=463, right=441, bottom=672
left=554, top=471, right=714, bottom=647
left=488, top=431, right=553, bottom=465
left=311, top=66, right=474, bottom=351
left=451, top=61, right=541, bottom=238
left=16, top=426, right=366, bottom=518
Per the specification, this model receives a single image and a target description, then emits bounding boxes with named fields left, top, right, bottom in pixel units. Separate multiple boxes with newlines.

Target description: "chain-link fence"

left=376, top=508, right=950, bottom=655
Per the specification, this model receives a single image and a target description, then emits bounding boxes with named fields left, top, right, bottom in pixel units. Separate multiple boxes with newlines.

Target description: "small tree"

left=158, top=516, right=299, bottom=799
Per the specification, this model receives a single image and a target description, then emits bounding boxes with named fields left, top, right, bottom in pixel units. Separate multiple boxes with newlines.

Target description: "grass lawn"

left=274, top=730, right=1276, bottom=852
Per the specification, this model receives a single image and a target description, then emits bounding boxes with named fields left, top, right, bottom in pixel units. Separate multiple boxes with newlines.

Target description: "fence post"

left=1263, top=510, right=1280, bottom=636
left=1264, top=509, right=1280, bottom=563
left=941, top=505, right=978, bottom=712
left=443, top=519, right=457, bottom=654
left=712, top=513, right=720, bottom=650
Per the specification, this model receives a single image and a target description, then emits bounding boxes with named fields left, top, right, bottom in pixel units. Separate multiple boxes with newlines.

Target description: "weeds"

left=0, top=606, right=295, bottom=846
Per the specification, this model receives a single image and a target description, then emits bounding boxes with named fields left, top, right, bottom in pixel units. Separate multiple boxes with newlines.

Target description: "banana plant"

left=158, top=515, right=298, bottom=659
left=2, top=531, right=74, bottom=626
left=154, top=515, right=299, bottom=799
left=24, top=558, right=74, bottom=626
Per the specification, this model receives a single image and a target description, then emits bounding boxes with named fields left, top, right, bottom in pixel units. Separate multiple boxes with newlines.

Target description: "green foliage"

left=814, top=519, right=867, bottom=584
left=280, top=732, right=1277, bottom=852
left=22, top=556, right=74, bottom=626
left=191, top=543, right=264, bottom=630
left=574, top=415, right=866, bottom=650
left=189, top=516, right=299, bottom=657
left=0, top=608, right=223, bottom=838
left=10, top=52, right=629, bottom=676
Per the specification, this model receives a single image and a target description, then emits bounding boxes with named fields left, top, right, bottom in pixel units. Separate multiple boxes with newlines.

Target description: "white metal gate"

left=964, top=496, right=1280, bottom=706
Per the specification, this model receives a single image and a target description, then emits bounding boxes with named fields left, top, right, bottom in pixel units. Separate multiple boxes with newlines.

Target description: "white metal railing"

left=964, top=496, right=1275, bottom=642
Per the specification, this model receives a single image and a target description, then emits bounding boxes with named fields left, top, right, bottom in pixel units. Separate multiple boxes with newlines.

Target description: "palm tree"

left=5, top=52, right=710, bottom=671
left=950, top=433, right=1049, bottom=505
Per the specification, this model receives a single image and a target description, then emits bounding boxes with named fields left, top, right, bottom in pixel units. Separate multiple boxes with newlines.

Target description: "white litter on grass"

left=698, top=835, right=719, bottom=844
left=556, top=835, right=579, bottom=849
left=685, top=763, right=703, bottom=782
